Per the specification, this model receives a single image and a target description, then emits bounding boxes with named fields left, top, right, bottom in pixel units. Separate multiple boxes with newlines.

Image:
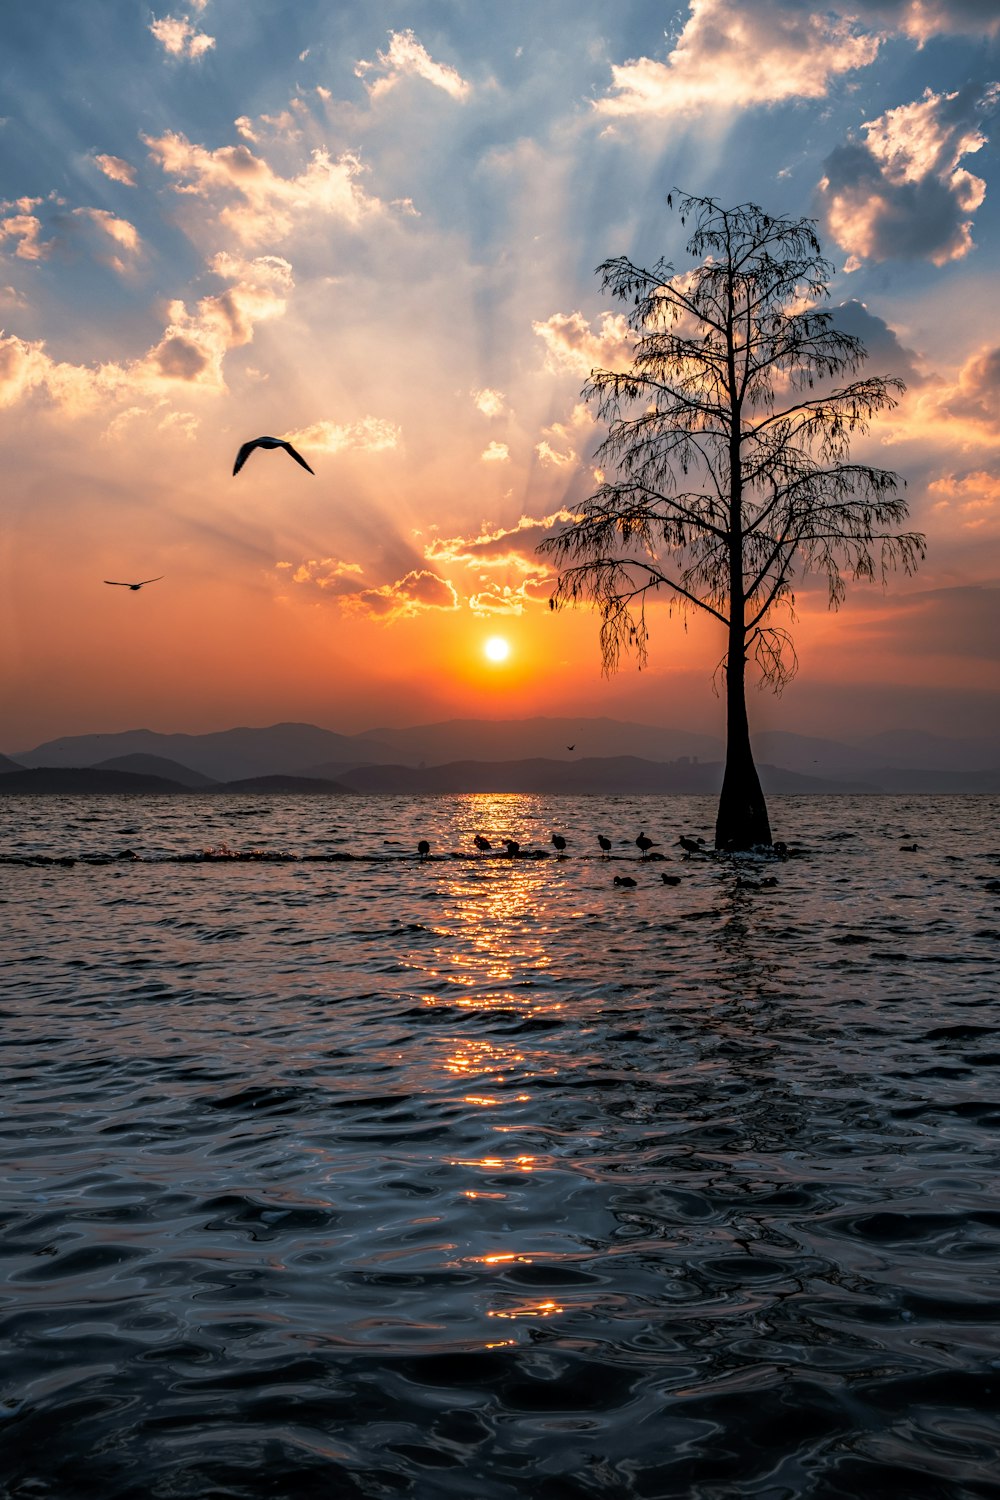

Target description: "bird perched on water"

left=661, top=872, right=681, bottom=886
left=104, top=576, right=163, bottom=591
left=233, top=436, right=315, bottom=476
left=551, top=833, right=567, bottom=855
left=635, top=832, right=658, bottom=858
left=598, top=835, right=612, bottom=857
left=473, top=834, right=491, bottom=853
left=613, top=875, right=637, bottom=887
left=504, top=839, right=520, bottom=857
left=678, top=836, right=706, bottom=855
left=417, top=840, right=430, bottom=860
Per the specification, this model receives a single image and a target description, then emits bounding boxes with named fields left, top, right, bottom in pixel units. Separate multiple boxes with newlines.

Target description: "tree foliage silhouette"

left=540, top=191, right=925, bottom=849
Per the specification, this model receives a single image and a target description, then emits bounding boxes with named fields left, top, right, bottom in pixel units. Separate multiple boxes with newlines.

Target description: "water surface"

left=2, top=793, right=999, bottom=1497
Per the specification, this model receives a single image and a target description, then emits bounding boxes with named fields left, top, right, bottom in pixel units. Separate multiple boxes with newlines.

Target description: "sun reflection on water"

left=488, top=1300, right=565, bottom=1320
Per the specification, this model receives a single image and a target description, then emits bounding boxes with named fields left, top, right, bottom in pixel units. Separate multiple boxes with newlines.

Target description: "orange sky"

left=3, top=2, right=999, bottom=749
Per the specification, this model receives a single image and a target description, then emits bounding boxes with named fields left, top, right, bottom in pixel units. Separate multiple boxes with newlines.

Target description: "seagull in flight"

left=104, top=577, right=163, bottom=591
left=233, top=436, right=315, bottom=476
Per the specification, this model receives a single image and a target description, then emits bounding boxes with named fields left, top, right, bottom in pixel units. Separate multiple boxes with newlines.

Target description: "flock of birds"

left=411, top=830, right=731, bottom=886
left=104, top=436, right=312, bottom=590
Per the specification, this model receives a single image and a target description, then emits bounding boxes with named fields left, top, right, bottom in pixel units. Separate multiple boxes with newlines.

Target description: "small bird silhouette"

left=635, top=832, right=658, bottom=858
left=104, top=577, right=163, bottom=591
left=417, top=840, right=430, bottom=860
left=613, top=875, right=637, bottom=888
left=598, top=835, right=612, bottom=857
left=473, top=834, right=491, bottom=853
left=233, top=436, right=315, bottom=476
left=661, top=872, right=681, bottom=886
left=678, top=836, right=705, bottom=855
left=566, top=744, right=575, bottom=751
left=504, top=839, right=520, bottom=857
left=551, top=833, right=567, bottom=854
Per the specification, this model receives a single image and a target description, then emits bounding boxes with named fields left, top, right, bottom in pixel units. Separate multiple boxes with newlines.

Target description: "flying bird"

left=233, top=436, right=315, bottom=476
left=104, top=577, right=163, bottom=591
left=566, top=744, right=575, bottom=751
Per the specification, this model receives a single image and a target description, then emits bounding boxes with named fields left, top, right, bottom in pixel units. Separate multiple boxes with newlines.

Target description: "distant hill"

left=94, top=754, right=218, bottom=788
left=850, top=728, right=1000, bottom=772
left=0, top=753, right=24, bottom=774
left=219, top=775, right=351, bottom=794
left=0, top=767, right=186, bottom=795
left=13, top=722, right=395, bottom=781
left=360, top=716, right=723, bottom=766
left=8, top=717, right=999, bottom=790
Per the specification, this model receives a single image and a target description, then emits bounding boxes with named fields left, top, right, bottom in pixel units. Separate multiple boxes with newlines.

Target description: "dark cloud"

left=943, top=346, right=1000, bottom=428
left=817, top=82, right=997, bottom=266
left=830, top=300, right=924, bottom=386
left=355, top=569, right=459, bottom=618
left=866, top=585, right=1000, bottom=661
left=154, top=335, right=209, bottom=380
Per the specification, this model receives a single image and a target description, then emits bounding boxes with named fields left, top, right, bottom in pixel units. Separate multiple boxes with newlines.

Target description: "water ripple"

left=2, top=792, right=999, bottom=1497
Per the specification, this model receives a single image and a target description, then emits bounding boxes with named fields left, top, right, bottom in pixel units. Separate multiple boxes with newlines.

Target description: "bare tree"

left=540, top=191, right=925, bottom=850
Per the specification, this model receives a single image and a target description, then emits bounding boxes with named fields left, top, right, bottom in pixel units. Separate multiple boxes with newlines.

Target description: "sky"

left=2, top=0, right=999, bottom=751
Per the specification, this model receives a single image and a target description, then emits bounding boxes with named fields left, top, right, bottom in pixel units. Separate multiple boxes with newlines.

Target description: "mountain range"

left=3, top=717, right=999, bottom=794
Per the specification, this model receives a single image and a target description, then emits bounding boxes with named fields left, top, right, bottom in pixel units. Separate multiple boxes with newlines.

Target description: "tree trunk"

left=715, top=627, right=772, bottom=851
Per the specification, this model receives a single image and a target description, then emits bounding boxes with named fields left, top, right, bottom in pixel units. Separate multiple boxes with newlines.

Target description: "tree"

left=540, top=192, right=925, bottom=850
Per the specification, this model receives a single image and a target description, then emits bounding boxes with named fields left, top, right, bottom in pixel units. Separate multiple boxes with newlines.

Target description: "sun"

left=484, top=635, right=511, bottom=663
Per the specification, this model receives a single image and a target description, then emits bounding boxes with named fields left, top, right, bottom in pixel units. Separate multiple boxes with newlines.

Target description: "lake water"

left=1, top=792, right=999, bottom=1499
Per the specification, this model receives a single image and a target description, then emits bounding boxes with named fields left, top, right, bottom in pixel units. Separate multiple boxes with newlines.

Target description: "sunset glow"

left=1, top=4, right=999, bottom=749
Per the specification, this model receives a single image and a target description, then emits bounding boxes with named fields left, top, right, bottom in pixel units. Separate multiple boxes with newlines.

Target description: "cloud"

left=145, top=129, right=382, bottom=243
left=928, top=471, right=1000, bottom=531
left=70, top=208, right=142, bottom=273
left=469, top=576, right=552, bottom=615
left=2, top=196, right=142, bottom=272
left=0, top=252, right=290, bottom=414
left=283, top=416, right=402, bottom=455
left=939, top=346, right=1000, bottom=431
left=0, top=198, right=48, bottom=260
left=278, top=557, right=366, bottom=593
left=532, top=310, right=632, bottom=377
left=481, top=440, right=509, bottom=462
left=862, top=585, right=1000, bottom=659
left=149, top=15, right=216, bottom=60
left=472, top=386, right=507, bottom=418
left=144, top=252, right=291, bottom=388
left=534, top=402, right=595, bottom=468
left=234, top=103, right=307, bottom=145
left=426, top=511, right=578, bottom=570
left=349, top=569, right=460, bottom=619
left=818, top=83, right=998, bottom=267
left=830, top=300, right=925, bottom=387
left=94, top=154, right=137, bottom=187
left=355, top=29, right=471, bottom=102
left=536, top=439, right=576, bottom=468
left=860, top=0, right=1000, bottom=41
left=596, top=0, right=880, bottom=116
